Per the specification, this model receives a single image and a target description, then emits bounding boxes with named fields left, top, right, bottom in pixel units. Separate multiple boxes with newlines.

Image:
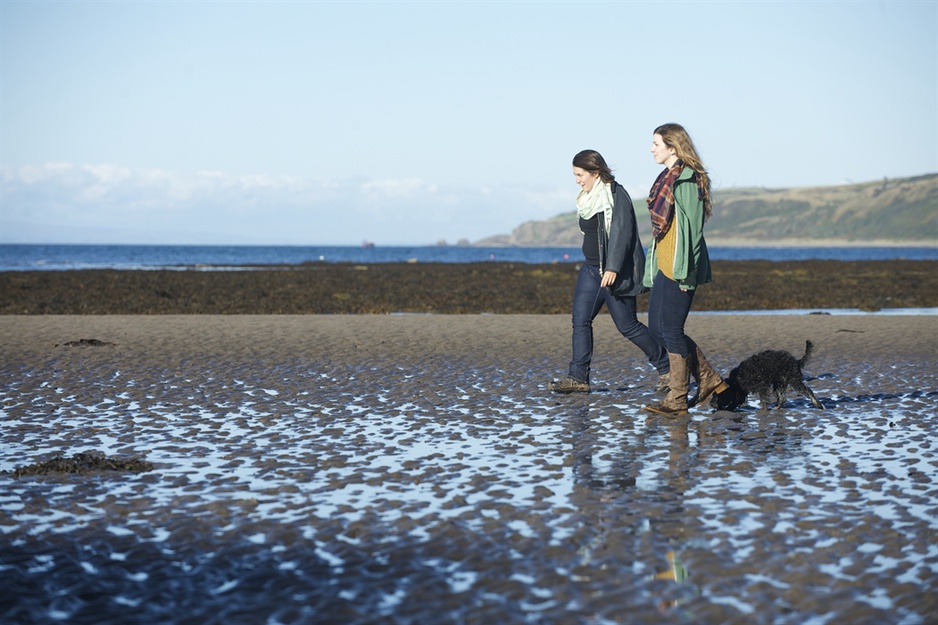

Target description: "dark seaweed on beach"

left=2, top=260, right=936, bottom=314
left=57, top=338, right=116, bottom=347
left=6, top=451, right=153, bottom=477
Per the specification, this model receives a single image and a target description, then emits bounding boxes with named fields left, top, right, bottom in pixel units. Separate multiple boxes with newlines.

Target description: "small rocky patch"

left=57, top=338, right=116, bottom=347
left=5, top=451, right=153, bottom=477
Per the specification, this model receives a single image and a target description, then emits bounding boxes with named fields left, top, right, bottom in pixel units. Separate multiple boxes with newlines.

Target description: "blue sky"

left=2, top=0, right=936, bottom=245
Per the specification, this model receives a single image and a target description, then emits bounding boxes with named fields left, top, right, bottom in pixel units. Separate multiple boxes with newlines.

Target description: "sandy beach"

left=1, top=313, right=936, bottom=366
left=1, top=313, right=936, bottom=624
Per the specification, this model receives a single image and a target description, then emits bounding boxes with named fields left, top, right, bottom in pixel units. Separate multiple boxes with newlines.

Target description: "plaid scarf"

left=647, top=160, right=684, bottom=240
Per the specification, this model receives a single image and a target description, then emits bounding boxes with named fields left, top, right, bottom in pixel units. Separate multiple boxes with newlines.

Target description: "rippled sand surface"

left=1, top=315, right=936, bottom=624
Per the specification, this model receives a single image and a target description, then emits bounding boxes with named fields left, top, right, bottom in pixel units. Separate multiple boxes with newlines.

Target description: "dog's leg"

left=793, top=380, right=825, bottom=410
left=775, top=387, right=787, bottom=408
left=758, top=391, right=772, bottom=411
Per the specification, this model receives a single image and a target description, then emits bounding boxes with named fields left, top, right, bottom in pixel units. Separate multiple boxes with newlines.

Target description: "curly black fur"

left=710, top=340, right=825, bottom=411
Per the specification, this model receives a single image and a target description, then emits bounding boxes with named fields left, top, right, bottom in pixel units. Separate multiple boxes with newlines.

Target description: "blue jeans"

left=568, top=263, right=668, bottom=383
left=647, top=270, right=696, bottom=358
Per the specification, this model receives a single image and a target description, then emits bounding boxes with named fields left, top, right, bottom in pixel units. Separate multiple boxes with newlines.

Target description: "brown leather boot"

left=687, top=354, right=701, bottom=406
left=686, top=338, right=728, bottom=407
left=644, top=353, right=690, bottom=416
left=548, top=376, right=590, bottom=394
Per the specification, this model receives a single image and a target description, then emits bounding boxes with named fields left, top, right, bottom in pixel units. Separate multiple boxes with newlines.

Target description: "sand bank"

left=2, top=313, right=935, bottom=368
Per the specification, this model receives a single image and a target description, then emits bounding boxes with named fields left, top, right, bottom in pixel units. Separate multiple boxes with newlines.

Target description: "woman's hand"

left=601, top=270, right=618, bottom=288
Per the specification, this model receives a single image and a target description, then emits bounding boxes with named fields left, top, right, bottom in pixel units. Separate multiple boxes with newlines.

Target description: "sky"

left=1, top=0, right=936, bottom=246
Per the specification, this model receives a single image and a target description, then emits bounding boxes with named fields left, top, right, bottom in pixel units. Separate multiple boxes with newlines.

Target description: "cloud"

left=360, top=178, right=434, bottom=198
left=1, top=163, right=567, bottom=245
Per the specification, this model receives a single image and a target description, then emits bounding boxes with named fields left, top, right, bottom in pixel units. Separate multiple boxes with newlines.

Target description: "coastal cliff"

left=476, top=173, right=938, bottom=247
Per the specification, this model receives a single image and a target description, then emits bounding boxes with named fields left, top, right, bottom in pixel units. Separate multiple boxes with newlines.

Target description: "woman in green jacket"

left=642, top=124, right=728, bottom=415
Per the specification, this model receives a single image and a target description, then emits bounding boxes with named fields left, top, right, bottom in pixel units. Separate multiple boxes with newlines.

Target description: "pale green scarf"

left=576, top=178, right=614, bottom=235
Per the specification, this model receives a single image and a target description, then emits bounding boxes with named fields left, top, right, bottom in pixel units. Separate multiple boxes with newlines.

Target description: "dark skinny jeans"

left=568, top=263, right=668, bottom=383
left=647, top=270, right=696, bottom=358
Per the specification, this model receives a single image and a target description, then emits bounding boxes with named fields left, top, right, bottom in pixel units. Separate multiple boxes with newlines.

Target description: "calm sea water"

left=0, top=243, right=936, bottom=271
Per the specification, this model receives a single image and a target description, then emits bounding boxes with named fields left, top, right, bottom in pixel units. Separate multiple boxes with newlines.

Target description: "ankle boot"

left=644, top=353, right=690, bottom=416
left=686, top=339, right=728, bottom=407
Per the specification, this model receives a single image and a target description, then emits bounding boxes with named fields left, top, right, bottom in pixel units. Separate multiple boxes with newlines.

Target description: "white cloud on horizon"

left=0, top=163, right=568, bottom=245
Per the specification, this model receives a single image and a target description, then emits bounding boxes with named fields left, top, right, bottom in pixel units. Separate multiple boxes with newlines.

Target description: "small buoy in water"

left=489, top=254, right=495, bottom=260
left=319, top=255, right=325, bottom=261
left=563, top=253, right=569, bottom=260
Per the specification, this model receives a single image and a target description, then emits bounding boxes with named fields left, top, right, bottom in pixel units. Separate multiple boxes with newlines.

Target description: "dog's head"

left=709, top=372, right=747, bottom=411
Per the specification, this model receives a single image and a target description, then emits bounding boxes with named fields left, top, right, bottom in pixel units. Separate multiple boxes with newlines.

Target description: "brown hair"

left=572, top=149, right=615, bottom=184
left=654, top=123, right=712, bottom=220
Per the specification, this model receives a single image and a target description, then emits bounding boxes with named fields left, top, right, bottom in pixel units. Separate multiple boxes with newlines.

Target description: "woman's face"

left=573, top=166, right=600, bottom=192
left=651, top=134, right=678, bottom=167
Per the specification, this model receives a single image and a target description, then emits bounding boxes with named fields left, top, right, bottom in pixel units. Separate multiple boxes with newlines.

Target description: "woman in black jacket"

left=549, top=149, right=669, bottom=394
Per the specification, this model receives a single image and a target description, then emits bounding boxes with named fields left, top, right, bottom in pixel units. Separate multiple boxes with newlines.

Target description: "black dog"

left=711, top=340, right=825, bottom=411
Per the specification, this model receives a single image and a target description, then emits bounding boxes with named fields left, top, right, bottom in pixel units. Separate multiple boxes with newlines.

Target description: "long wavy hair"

left=572, top=149, right=615, bottom=184
left=654, top=123, right=712, bottom=220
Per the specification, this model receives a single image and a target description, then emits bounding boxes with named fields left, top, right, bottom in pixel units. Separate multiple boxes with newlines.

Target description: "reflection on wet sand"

left=571, top=404, right=696, bottom=614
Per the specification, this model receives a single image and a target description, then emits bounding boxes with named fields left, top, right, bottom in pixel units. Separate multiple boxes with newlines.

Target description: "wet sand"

left=1, top=314, right=936, bottom=624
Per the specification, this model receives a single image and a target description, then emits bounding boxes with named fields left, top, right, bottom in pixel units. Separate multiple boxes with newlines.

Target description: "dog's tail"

left=799, top=340, right=815, bottom=367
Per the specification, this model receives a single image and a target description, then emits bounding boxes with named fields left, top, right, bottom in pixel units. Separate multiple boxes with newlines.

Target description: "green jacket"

left=643, top=166, right=713, bottom=290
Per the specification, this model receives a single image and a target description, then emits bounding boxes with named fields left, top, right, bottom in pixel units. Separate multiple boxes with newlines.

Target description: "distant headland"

left=474, top=173, right=938, bottom=247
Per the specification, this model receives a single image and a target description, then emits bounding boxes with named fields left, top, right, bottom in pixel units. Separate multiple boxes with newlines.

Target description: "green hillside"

left=477, top=173, right=938, bottom=246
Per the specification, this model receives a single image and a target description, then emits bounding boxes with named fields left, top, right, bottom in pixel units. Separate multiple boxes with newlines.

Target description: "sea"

left=1, top=243, right=936, bottom=272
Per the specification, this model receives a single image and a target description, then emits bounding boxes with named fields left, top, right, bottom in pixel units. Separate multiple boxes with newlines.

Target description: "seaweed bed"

left=1, top=259, right=936, bottom=314
left=5, top=451, right=153, bottom=477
